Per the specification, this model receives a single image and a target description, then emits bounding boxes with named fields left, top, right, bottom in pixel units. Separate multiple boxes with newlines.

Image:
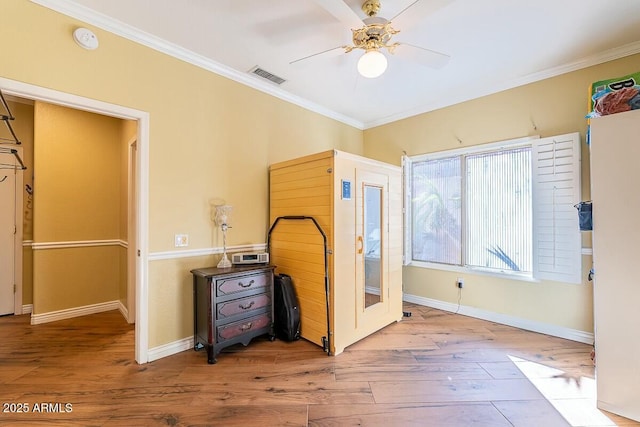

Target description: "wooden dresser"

left=191, top=265, right=275, bottom=364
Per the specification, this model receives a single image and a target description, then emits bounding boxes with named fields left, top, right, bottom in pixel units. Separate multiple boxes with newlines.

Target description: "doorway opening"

left=0, top=76, right=149, bottom=364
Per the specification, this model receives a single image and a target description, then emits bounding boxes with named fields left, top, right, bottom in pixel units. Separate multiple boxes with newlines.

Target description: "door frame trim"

left=127, top=138, right=137, bottom=324
left=13, top=149, right=24, bottom=315
left=0, top=76, right=150, bottom=364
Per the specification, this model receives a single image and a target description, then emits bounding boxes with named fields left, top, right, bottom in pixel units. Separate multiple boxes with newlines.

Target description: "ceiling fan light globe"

left=357, top=50, right=387, bottom=78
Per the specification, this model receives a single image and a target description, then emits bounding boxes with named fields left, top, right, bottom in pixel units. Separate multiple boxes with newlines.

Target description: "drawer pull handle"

left=239, top=301, right=255, bottom=310
left=240, top=322, right=253, bottom=331
left=238, top=279, right=255, bottom=288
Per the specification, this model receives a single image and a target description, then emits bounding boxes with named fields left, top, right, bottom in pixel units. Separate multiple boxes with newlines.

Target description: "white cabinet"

left=590, top=109, right=640, bottom=422
left=269, top=150, right=403, bottom=355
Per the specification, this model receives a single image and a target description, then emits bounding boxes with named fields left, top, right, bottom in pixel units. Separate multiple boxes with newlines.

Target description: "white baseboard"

left=365, top=285, right=381, bottom=295
left=597, top=401, right=640, bottom=423
left=22, top=304, right=33, bottom=314
left=30, top=300, right=120, bottom=325
left=118, top=300, right=129, bottom=321
left=148, top=336, right=194, bottom=362
left=403, top=293, right=594, bottom=345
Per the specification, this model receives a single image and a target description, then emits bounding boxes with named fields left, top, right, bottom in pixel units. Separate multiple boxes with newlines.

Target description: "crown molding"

left=29, top=0, right=365, bottom=130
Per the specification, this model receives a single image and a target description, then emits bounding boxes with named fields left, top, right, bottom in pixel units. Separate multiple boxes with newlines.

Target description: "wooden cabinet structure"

left=269, top=150, right=403, bottom=355
left=191, top=265, right=275, bottom=364
left=590, top=109, right=640, bottom=422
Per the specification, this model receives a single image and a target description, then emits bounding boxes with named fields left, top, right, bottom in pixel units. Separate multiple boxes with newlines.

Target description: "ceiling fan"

left=292, top=0, right=452, bottom=78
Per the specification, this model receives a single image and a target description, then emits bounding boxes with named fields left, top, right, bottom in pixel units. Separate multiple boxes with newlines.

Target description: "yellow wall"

left=32, top=101, right=125, bottom=313
left=33, top=247, right=120, bottom=311
left=1, top=0, right=362, bottom=347
left=33, top=102, right=122, bottom=242
left=363, top=53, right=640, bottom=333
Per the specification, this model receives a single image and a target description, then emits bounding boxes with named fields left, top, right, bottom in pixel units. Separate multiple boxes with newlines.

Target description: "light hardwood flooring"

left=1, top=303, right=638, bottom=426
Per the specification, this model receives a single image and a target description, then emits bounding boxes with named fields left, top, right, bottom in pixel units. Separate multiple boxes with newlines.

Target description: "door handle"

left=357, top=235, right=363, bottom=254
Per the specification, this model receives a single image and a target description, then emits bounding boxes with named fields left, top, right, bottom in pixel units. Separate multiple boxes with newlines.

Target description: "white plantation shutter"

left=402, top=155, right=411, bottom=266
left=532, top=132, right=582, bottom=284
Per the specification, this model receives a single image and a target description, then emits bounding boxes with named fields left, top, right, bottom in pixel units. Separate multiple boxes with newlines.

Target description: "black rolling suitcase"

left=273, top=273, right=301, bottom=341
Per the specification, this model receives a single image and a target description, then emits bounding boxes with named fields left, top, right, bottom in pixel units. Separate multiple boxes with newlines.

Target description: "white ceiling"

left=34, top=0, right=640, bottom=129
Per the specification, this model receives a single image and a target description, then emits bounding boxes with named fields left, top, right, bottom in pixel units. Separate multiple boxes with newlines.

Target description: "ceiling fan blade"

left=393, top=43, right=450, bottom=69
left=290, top=45, right=345, bottom=66
left=254, top=12, right=334, bottom=46
left=310, top=0, right=364, bottom=29
left=390, top=0, right=454, bottom=30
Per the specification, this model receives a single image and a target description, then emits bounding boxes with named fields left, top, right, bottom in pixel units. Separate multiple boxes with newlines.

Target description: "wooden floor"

left=1, top=303, right=638, bottom=427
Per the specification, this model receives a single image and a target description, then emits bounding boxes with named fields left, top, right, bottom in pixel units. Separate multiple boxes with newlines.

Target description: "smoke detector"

left=73, top=28, right=99, bottom=50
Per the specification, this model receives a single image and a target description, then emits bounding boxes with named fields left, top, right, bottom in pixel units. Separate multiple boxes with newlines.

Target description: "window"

left=411, top=155, right=462, bottom=265
left=404, top=133, right=582, bottom=283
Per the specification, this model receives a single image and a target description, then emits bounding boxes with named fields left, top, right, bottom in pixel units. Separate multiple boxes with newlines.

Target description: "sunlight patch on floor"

left=508, top=355, right=618, bottom=427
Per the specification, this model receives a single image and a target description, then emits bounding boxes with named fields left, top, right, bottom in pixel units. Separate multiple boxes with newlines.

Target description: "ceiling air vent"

left=249, top=66, right=286, bottom=85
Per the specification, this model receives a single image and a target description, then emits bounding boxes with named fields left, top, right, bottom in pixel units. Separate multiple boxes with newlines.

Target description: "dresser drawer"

left=217, top=313, right=271, bottom=342
left=216, top=272, right=269, bottom=297
left=216, top=293, right=271, bottom=320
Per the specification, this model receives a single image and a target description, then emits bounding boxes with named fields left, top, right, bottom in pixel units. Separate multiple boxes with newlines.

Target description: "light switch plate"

left=175, top=234, right=188, bottom=247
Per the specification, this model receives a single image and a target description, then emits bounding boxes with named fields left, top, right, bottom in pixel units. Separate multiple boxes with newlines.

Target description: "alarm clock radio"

left=231, top=252, right=269, bottom=265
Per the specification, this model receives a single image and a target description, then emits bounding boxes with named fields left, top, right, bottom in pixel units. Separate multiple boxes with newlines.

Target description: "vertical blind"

left=465, top=148, right=532, bottom=272
left=411, top=156, right=461, bottom=265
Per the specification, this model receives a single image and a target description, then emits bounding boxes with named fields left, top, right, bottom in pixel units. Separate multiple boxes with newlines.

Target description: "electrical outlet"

left=456, top=277, right=464, bottom=288
left=175, top=234, right=189, bottom=247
